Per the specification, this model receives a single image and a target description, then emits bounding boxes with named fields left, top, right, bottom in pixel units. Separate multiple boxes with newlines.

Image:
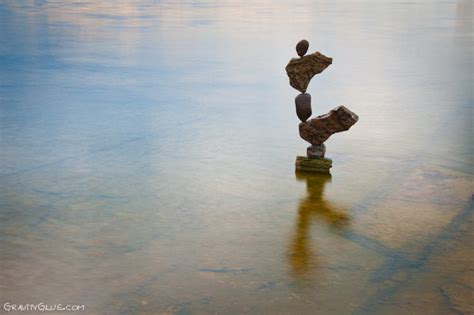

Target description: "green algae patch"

left=295, top=156, right=332, bottom=173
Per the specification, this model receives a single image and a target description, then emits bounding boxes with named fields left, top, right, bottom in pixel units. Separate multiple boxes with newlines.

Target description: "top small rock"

left=296, top=39, right=309, bottom=57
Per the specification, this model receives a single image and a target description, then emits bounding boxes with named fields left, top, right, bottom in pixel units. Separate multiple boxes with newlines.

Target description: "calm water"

left=0, top=1, right=472, bottom=314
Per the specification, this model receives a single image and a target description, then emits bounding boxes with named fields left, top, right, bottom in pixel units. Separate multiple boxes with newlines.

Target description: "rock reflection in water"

left=288, top=172, right=350, bottom=278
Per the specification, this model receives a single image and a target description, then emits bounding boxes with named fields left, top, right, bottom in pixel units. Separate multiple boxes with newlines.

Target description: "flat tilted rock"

left=299, top=105, right=359, bottom=145
left=285, top=52, right=333, bottom=93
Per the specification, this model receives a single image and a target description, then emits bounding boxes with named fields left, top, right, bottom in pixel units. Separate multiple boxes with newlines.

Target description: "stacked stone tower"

left=285, top=40, right=359, bottom=173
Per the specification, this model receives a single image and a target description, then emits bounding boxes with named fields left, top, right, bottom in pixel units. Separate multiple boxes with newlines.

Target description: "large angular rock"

left=299, top=105, right=359, bottom=145
left=285, top=52, right=332, bottom=93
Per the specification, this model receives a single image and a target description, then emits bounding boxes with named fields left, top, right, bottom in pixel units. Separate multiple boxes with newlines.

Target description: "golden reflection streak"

left=288, top=172, right=350, bottom=278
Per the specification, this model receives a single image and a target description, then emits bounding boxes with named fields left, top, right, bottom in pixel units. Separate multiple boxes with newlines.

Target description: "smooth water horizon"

left=1, top=1, right=472, bottom=314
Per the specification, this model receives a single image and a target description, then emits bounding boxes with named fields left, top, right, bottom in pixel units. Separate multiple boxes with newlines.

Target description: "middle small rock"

left=295, top=93, right=312, bottom=122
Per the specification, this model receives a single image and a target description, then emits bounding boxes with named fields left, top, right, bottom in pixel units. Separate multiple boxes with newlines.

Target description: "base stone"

left=295, top=156, right=332, bottom=173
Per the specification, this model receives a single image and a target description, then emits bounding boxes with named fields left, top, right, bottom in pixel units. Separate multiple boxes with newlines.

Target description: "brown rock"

left=296, top=39, right=309, bottom=57
left=299, top=106, right=359, bottom=145
left=295, top=93, right=312, bottom=122
left=285, top=52, right=332, bottom=93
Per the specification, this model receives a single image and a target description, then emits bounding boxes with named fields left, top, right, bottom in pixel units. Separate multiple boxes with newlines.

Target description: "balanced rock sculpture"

left=286, top=40, right=359, bottom=173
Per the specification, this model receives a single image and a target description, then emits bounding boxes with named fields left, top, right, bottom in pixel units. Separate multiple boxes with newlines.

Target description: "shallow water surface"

left=0, top=1, right=472, bottom=314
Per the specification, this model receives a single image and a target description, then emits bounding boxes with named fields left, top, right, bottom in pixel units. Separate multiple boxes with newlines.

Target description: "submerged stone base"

left=295, top=156, right=332, bottom=173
